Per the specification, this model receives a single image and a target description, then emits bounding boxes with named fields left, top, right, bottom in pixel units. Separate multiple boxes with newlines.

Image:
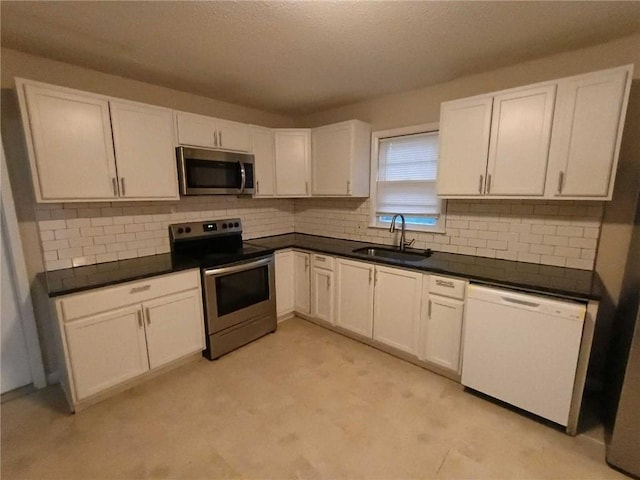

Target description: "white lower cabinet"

left=335, top=258, right=374, bottom=337
left=421, top=275, right=467, bottom=374
left=373, top=266, right=423, bottom=355
left=55, top=269, right=205, bottom=409
left=310, top=254, right=335, bottom=324
left=275, top=250, right=295, bottom=317
left=294, top=251, right=311, bottom=314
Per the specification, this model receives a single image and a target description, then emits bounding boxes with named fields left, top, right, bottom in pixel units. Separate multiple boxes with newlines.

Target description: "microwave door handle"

left=239, top=161, right=246, bottom=193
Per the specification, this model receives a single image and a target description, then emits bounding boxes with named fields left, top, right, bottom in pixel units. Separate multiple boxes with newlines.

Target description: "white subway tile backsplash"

left=37, top=197, right=599, bottom=271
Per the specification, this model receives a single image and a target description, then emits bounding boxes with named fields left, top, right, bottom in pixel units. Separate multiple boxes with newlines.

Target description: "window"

left=370, top=123, right=445, bottom=233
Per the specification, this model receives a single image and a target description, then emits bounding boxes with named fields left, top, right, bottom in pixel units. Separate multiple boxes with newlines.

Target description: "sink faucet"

left=389, top=214, right=415, bottom=251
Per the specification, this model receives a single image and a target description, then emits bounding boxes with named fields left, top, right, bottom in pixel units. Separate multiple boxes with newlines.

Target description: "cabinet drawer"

left=311, top=253, right=334, bottom=270
left=59, top=269, right=200, bottom=322
left=429, top=275, right=466, bottom=300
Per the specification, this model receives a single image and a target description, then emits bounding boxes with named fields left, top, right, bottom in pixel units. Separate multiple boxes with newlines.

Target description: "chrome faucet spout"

left=389, top=214, right=408, bottom=251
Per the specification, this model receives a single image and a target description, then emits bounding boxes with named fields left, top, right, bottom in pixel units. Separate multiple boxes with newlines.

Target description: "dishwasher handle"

left=500, top=296, right=540, bottom=309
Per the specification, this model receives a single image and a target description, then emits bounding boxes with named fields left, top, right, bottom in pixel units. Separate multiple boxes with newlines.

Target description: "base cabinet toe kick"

left=276, top=249, right=598, bottom=435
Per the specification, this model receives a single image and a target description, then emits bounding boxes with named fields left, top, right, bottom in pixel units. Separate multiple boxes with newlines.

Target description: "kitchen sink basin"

left=352, top=246, right=433, bottom=262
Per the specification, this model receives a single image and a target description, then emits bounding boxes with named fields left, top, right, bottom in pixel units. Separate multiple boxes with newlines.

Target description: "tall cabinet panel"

left=274, top=130, right=311, bottom=196
left=22, top=84, right=118, bottom=201
left=109, top=101, right=178, bottom=199
left=293, top=251, right=311, bottom=314
left=547, top=67, right=632, bottom=199
left=373, top=266, right=423, bottom=355
left=275, top=251, right=294, bottom=318
left=252, top=126, right=276, bottom=197
left=335, top=259, right=374, bottom=337
left=486, top=85, right=555, bottom=196
left=437, top=96, right=493, bottom=196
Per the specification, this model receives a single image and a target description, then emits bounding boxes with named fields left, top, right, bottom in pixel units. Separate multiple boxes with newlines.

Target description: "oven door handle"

left=204, top=256, right=271, bottom=277
left=239, top=161, right=246, bottom=193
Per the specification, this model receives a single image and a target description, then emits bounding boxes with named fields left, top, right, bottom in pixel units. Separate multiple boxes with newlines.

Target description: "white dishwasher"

left=461, top=284, right=585, bottom=426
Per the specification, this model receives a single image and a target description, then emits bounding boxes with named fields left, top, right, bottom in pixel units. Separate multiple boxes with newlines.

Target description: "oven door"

left=177, top=147, right=255, bottom=195
left=203, top=255, right=275, bottom=334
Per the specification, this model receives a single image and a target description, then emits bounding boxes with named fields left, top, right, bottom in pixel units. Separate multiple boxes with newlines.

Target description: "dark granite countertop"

left=44, top=233, right=601, bottom=301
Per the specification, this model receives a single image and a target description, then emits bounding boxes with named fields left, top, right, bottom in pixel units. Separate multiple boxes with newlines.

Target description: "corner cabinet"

left=174, top=111, right=251, bottom=152
left=437, top=64, right=633, bottom=200
left=16, top=79, right=179, bottom=203
left=311, top=120, right=371, bottom=196
left=54, top=269, right=205, bottom=411
left=274, top=129, right=311, bottom=196
left=546, top=66, right=632, bottom=199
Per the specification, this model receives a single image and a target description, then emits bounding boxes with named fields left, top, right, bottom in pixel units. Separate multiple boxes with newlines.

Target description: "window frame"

left=369, top=122, right=446, bottom=234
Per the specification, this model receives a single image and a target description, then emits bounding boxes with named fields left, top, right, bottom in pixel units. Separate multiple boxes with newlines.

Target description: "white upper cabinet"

left=438, top=85, right=555, bottom=198
left=17, top=79, right=179, bottom=203
left=274, top=129, right=311, bottom=196
left=546, top=65, right=633, bottom=200
left=109, top=100, right=178, bottom=199
left=437, top=96, right=493, bottom=196
left=311, top=120, right=371, bottom=196
left=437, top=65, right=633, bottom=201
left=175, top=111, right=251, bottom=152
left=252, top=126, right=276, bottom=197
left=21, top=83, right=119, bottom=201
left=486, top=85, right=555, bottom=196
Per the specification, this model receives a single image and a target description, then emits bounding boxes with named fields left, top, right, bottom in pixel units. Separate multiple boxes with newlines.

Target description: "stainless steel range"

left=169, top=218, right=276, bottom=360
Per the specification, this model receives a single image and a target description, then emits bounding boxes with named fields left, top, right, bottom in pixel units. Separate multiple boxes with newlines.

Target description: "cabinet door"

left=110, top=101, right=179, bottom=199
left=312, top=123, right=351, bottom=195
left=274, top=130, right=311, bottom=196
left=175, top=112, right=216, bottom=148
left=23, top=84, right=118, bottom=201
left=424, top=295, right=464, bottom=373
left=311, top=268, right=334, bottom=324
left=64, top=305, right=148, bottom=400
left=373, top=266, right=423, bottom=355
left=437, top=96, right=493, bottom=196
left=217, top=119, right=251, bottom=152
left=252, top=127, right=275, bottom=196
left=275, top=251, right=294, bottom=317
left=143, top=289, right=205, bottom=369
left=294, top=251, right=310, bottom=314
left=547, top=67, right=631, bottom=198
left=486, top=85, right=555, bottom=196
left=335, top=259, right=374, bottom=337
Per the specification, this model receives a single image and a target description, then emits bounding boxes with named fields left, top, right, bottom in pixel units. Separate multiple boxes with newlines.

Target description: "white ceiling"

left=1, top=1, right=639, bottom=116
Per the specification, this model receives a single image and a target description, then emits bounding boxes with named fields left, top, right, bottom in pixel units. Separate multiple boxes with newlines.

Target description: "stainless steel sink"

left=352, top=246, right=433, bottom=262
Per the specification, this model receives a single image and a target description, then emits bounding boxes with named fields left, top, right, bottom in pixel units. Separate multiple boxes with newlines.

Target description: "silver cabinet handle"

left=347, top=180, right=351, bottom=194
left=369, top=269, right=372, bottom=284
left=213, top=131, right=218, bottom=147
left=315, top=256, right=326, bottom=263
left=557, top=171, right=564, bottom=194
left=120, top=177, right=126, bottom=196
left=487, top=174, right=492, bottom=194
left=479, top=175, right=484, bottom=194
left=327, top=276, right=331, bottom=289
left=112, top=177, right=119, bottom=197
left=146, top=307, right=151, bottom=325
left=374, top=269, right=378, bottom=285
left=256, top=181, right=260, bottom=195
left=428, top=300, right=432, bottom=318
left=304, top=256, right=309, bottom=271
left=435, top=279, right=455, bottom=288
left=130, top=285, right=150, bottom=294
left=219, top=131, right=223, bottom=146
left=137, top=310, right=143, bottom=329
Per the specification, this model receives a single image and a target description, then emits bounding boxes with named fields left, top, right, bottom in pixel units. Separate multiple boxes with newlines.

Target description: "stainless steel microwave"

left=177, top=146, right=255, bottom=195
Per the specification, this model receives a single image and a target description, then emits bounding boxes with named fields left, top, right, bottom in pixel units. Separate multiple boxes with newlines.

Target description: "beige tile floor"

left=1, top=318, right=628, bottom=479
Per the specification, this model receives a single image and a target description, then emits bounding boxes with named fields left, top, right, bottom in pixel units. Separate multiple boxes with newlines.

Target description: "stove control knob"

left=222, top=224, right=227, bottom=229
left=234, top=222, right=239, bottom=228
left=177, top=228, right=184, bottom=234
left=228, top=223, right=234, bottom=228
left=185, top=227, right=191, bottom=233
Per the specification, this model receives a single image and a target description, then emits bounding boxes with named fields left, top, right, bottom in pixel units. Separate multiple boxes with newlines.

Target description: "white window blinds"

left=376, top=132, right=441, bottom=216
